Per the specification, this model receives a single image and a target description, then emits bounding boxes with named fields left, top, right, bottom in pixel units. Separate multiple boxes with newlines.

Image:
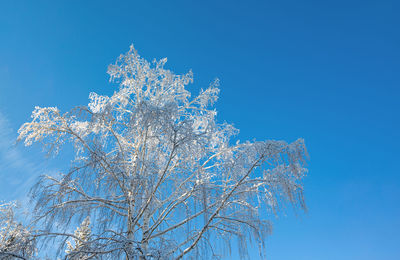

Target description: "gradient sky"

left=1, top=1, right=399, bottom=259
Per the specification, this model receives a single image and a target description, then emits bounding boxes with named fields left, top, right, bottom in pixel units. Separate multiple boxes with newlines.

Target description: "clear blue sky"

left=1, top=1, right=399, bottom=259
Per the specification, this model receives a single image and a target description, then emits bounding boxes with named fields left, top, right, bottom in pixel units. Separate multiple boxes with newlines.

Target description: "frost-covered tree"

left=18, top=46, right=308, bottom=259
left=0, top=202, right=36, bottom=260
left=65, top=216, right=92, bottom=259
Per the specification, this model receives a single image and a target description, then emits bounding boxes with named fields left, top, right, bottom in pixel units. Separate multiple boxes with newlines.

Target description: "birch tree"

left=18, top=46, right=308, bottom=259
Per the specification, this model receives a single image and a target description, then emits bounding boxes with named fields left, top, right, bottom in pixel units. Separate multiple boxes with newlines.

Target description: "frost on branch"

left=18, top=45, right=308, bottom=259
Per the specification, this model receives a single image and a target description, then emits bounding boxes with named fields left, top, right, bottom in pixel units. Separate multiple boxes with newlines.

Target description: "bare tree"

left=17, top=46, right=308, bottom=259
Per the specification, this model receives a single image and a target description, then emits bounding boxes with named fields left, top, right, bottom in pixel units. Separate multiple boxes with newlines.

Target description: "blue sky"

left=1, top=1, right=399, bottom=259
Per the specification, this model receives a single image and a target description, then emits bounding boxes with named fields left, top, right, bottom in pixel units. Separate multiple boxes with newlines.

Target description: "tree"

left=17, top=45, right=308, bottom=259
left=65, top=216, right=92, bottom=259
left=0, top=202, right=36, bottom=260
